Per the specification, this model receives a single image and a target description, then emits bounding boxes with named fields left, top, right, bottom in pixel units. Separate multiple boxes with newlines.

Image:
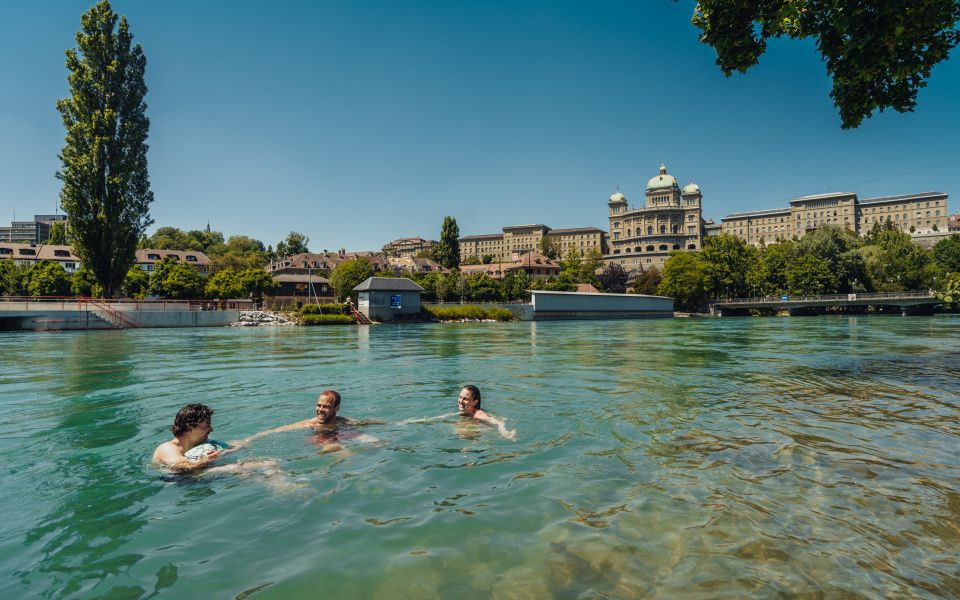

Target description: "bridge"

left=712, top=290, right=939, bottom=317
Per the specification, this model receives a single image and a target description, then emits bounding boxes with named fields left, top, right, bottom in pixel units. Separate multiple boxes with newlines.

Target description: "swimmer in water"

left=152, top=403, right=234, bottom=471
left=240, top=390, right=381, bottom=451
left=456, top=385, right=516, bottom=440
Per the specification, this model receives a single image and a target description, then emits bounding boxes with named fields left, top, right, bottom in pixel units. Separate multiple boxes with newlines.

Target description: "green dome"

left=608, top=191, right=627, bottom=203
left=646, top=163, right=678, bottom=191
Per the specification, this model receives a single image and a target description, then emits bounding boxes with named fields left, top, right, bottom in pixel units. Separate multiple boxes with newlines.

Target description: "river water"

left=1, top=317, right=958, bottom=598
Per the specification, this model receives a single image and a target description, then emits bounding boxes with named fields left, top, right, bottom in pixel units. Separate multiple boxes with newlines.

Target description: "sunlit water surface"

left=1, top=317, right=958, bottom=598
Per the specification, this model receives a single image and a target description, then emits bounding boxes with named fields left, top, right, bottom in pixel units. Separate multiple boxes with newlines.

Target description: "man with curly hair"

left=152, top=403, right=227, bottom=471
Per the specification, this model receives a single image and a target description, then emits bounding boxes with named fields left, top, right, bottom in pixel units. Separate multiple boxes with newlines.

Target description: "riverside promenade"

left=0, top=297, right=251, bottom=330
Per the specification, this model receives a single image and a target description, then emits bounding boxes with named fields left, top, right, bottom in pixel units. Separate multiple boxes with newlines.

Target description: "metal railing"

left=0, top=296, right=254, bottom=311
left=715, top=290, right=936, bottom=306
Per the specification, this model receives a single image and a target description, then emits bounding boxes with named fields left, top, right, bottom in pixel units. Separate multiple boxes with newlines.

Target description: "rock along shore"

left=231, top=310, right=296, bottom=327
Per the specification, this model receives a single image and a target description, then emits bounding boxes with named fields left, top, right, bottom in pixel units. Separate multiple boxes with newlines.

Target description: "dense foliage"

left=57, top=0, right=153, bottom=296
left=330, top=258, right=374, bottom=302
left=690, top=0, right=960, bottom=128
left=659, top=225, right=953, bottom=310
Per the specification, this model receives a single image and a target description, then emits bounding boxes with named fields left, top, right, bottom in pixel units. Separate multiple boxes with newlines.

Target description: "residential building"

left=135, top=249, right=211, bottom=275
left=0, top=243, right=210, bottom=276
left=382, top=236, right=436, bottom=258
left=949, top=214, right=960, bottom=232
left=267, top=251, right=388, bottom=275
left=264, top=273, right=334, bottom=309
left=459, top=251, right=561, bottom=280
left=721, top=191, right=950, bottom=246
left=605, top=164, right=705, bottom=270
left=385, top=256, right=445, bottom=275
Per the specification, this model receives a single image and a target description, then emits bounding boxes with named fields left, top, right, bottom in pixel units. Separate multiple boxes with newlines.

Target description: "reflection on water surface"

left=0, top=316, right=958, bottom=598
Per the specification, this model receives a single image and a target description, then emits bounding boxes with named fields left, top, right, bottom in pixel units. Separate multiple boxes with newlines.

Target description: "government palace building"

left=455, top=163, right=950, bottom=273
left=605, top=164, right=707, bottom=270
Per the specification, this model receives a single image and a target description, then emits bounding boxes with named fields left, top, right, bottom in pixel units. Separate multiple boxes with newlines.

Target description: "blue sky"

left=1, top=0, right=958, bottom=251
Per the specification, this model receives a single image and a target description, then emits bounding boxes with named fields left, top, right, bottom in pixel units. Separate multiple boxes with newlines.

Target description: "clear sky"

left=1, top=0, right=958, bottom=251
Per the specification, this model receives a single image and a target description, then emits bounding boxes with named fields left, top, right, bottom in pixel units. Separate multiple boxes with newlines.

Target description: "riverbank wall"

left=0, top=299, right=241, bottom=331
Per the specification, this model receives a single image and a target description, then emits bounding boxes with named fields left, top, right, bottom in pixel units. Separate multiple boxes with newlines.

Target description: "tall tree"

left=932, top=234, right=960, bottom=274
left=330, top=258, right=374, bottom=302
left=57, top=0, right=153, bottom=297
left=275, top=231, right=310, bottom=257
left=598, top=263, right=628, bottom=293
left=658, top=251, right=710, bottom=311
left=433, top=217, right=460, bottom=269
left=690, top=0, right=960, bottom=128
left=46, top=221, right=69, bottom=245
left=700, top=234, right=757, bottom=299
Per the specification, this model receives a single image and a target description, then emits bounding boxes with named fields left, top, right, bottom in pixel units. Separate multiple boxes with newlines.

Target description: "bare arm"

left=153, top=443, right=223, bottom=472
left=397, top=412, right=457, bottom=425
left=474, top=411, right=517, bottom=440
left=234, top=419, right=316, bottom=446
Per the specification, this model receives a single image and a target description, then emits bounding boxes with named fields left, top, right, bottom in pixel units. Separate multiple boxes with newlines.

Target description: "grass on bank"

left=299, top=303, right=351, bottom=315
left=424, top=305, right=516, bottom=321
left=300, top=313, right=355, bottom=325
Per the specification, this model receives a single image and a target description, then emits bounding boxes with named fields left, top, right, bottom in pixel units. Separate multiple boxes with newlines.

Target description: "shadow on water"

left=18, top=332, right=165, bottom=598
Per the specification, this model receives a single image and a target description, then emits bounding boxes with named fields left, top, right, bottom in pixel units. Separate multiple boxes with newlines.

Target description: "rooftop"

left=858, top=191, right=947, bottom=205
left=353, top=277, right=425, bottom=292
left=722, top=207, right=792, bottom=220
left=459, top=233, right=504, bottom=241
left=549, top=227, right=605, bottom=234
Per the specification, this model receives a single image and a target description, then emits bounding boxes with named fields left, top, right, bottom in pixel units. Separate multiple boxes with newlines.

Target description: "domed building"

left=606, top=164, right=705, bottom=270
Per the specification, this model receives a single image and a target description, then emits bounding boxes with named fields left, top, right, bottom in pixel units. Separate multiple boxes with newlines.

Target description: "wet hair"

left=320, top=390, right=341, bottom=408
left=462, top=385, right=481, bottom=409
left=171, top=403, right=213, bottom=437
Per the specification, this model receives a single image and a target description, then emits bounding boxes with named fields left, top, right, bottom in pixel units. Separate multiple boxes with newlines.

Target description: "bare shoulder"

left=473, top=409, right=492, bottom=421
left=152, top=440, right=184, bottom=465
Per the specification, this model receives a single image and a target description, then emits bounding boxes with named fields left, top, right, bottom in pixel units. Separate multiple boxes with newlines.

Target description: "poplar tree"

left=433, top=216, right=460, bottom=269
left=57, top=0, right=153, bottom=297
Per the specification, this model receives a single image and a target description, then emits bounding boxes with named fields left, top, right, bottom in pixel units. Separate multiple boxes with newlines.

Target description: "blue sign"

left=780, top=294, right=789, bottom=301
left=390, top=294, right=402, bottom=309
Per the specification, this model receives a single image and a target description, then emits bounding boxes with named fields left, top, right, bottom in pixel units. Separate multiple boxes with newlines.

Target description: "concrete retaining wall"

left=0, top=306, right=238, bottom=331
left=532, top=291, right=673, bottom=320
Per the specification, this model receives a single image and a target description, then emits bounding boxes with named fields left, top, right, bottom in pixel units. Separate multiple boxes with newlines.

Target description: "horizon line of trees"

left=658, top=222, right=960, bottom=310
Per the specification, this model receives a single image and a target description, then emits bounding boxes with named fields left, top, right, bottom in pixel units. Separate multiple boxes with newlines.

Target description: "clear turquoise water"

left=1, top=317, right=958, bottom=599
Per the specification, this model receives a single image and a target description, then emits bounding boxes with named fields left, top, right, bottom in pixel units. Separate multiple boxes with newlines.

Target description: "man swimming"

left=152, top=403, right=230, bottom=471
left=457, top=385, right=516, bottom=440
left=240, top=390, right=380, bottom=450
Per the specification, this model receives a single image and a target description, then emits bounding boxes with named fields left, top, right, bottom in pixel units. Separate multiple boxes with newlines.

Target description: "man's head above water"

left=171, top=403, right=214, bottom=439
left=315, top=390, right=342, bottom=424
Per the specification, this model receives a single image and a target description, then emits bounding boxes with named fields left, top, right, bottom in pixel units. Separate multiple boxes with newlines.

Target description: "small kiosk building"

left=353, top=277, right=424, bottom=321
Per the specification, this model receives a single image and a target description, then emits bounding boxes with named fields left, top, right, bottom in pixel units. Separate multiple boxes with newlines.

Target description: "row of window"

left=0, top=248, right=73, bottom=257
left=611, top=243, right=697, bottom=254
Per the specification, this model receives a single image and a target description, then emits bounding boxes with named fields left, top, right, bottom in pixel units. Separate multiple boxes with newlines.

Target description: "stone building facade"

left=721, top=191, right=949, bottom=246
left=460, top=225, right=606, bottom=261
left=381, top=236, right=436, bottom=258
left=605, top=164, right=704, bottom=270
